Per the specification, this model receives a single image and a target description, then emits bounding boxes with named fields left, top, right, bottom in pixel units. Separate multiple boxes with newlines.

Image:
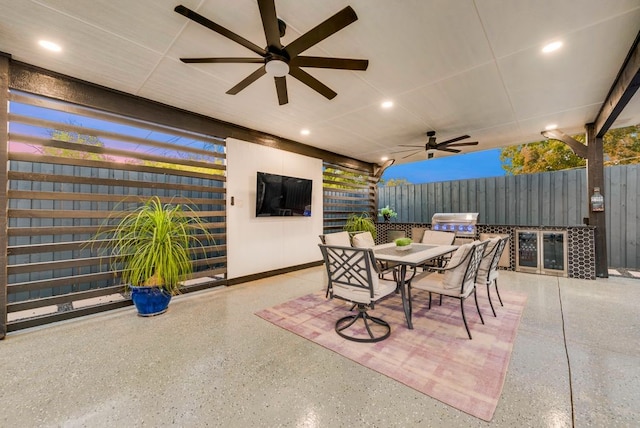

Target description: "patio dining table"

left=373, top=242, right=458, bottom=329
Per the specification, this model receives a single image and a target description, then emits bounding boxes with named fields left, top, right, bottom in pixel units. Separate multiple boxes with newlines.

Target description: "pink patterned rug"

left=256, top=288, right=527, bottom=421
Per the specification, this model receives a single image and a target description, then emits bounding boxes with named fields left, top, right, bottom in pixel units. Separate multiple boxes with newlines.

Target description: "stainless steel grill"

left=431, top=212, right=479, bottom=237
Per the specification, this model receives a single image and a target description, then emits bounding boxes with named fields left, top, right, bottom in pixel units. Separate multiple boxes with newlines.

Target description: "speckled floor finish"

left=1, top=268, right=638, bottom=427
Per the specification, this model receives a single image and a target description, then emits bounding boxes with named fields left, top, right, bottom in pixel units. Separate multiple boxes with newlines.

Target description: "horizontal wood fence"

left=5, top=90, right=227, bottom=332
left=379, top=165, right=640, bottom=269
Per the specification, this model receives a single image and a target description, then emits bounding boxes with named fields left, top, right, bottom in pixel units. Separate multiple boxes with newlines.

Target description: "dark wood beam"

left=586, top=123, right=608, bottom=278
left=0, top=53, right=9, bottom=339
left=8, top=60, right=374, bottom=174
left=594, top=30, right=640, bottom=137
left=540, top=129, right=587, bottom=159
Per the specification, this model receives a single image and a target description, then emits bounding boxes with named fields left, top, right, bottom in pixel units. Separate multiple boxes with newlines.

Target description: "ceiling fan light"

left=265, top=59, right=289, bottom=77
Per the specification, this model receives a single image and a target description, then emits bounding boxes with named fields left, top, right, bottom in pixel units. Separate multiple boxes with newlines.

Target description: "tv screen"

left=256, top=172, right=312, bottom=217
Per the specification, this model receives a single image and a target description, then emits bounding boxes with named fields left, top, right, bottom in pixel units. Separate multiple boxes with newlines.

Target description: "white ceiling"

left=1, top=0, right=639, bottom=166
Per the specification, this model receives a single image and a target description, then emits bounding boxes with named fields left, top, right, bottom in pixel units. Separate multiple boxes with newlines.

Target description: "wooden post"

left=586, top=123, right=608, bottom=278
left=0, top=54, right=9, bottom=339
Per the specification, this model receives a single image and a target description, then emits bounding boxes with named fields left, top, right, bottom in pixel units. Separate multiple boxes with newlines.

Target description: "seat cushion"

left=441, top=243, right=473, bottom=289
left=352, top=231, right=376, bottom=248
left=411, top=273, right=463, bottom=298
left=324, top=231, right=352, bottom=246
left=421, top=230, right=456, bottom=245
left=333, top=277, right=396, bottom=304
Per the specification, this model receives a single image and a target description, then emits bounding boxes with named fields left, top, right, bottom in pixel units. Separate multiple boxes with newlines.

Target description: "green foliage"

left=92, top=197, right=214, bottom=295
left=378, top=178, right=411, bottom=186
left=395, top=237, right=412, bottom=246
left=323, top=167, right=369, bottom=189
left=46, top=124, right=110, bottom=161
left=500, top=125, right=640, bottom=175
left=343, top=213, right=377, bottom=239
left=378, top=205, right=398, bottom=218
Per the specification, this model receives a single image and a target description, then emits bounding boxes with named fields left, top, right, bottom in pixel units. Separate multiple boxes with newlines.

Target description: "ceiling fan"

left=393, top=131, right=478, bottom=159
left=174, top=2, right=369, bottom=105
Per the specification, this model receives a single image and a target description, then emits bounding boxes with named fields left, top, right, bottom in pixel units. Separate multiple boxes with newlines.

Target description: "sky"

left=381, top=148, right=506, bottom=184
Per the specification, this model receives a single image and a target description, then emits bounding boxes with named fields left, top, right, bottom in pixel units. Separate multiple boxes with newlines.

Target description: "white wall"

left=226, top=138, right=324, bottom=279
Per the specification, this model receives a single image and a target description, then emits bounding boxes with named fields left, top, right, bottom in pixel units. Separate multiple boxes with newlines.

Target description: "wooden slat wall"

left=379, top=165, right=640, bottom=269
left=605, top=164, right=640, bottom=269
left=323, top=162, right=376, bottom=233
left=5, top=90, right=227, bottom=331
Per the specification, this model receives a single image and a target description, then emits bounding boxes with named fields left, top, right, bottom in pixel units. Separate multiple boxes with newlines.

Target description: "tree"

left=500, top=125, right=640, bottom=175
left=378, top=177, right=411, bottom=186
left=44, top=121, right=110, bottom=161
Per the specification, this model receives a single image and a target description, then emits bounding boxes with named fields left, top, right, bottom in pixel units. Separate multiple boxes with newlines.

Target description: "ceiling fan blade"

left=436, top=135, right=470, bottom=147
left=291, top=56, right=368, bottom=70
left=401, top=150, right=421, bottom=159
left=391, top=148, right=424, bottom=154
left=285, top=6, right=358, bottom=58
left=274, top=76, right=288, bottom=105
left=180, top=57, right=264, bottom=64
left=288, top=66, right=337, bottom=100
left=226, top=66, right=267, bottom=95
left=439, top=147, right=461, bottom=153
left=175, top=5, right=266, bottom=57
left=257, top=0, right=282, bottom=50
left=397, top=144, right=425, bottom=148
left=443, top=141, right=478, bottom=147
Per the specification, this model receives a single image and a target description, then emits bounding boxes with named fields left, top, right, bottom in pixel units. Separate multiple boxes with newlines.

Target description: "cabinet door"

left=517, top=231, right=538, bottom=269
left=542, top=232, right=566, bottom=271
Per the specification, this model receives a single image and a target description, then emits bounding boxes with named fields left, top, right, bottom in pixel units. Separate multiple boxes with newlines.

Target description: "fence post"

left=0, top=53, right=10, bottom=339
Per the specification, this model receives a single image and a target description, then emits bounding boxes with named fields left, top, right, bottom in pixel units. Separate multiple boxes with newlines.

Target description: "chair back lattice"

left=488, top=238, right=508, bottom=276
left=460, top=242, right=488, bottom=294
left=319, top=244, right=378, bottom=300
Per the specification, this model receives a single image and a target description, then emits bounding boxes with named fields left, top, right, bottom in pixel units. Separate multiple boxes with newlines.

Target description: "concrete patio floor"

left=1, top=268, right=638, bottom=427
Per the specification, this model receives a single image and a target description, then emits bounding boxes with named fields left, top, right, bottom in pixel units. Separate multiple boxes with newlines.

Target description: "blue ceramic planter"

left=130, top=286, right=172, bottom=316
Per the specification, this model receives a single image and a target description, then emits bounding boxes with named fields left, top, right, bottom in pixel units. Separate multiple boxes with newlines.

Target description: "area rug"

left=255, top=288, right=527, bottom=421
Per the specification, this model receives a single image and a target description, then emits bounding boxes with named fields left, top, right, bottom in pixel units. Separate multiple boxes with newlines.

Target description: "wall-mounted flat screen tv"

left=256, top=172, right=312, bottom=217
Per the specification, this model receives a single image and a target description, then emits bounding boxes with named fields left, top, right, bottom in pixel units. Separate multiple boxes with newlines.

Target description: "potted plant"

left=394, top=237, right=413, bottom=251
left=343, top=212, right=377, bottom=239
left=92, top=196, right=214, bottom=316
left=378, top=205, right=398, bottom=223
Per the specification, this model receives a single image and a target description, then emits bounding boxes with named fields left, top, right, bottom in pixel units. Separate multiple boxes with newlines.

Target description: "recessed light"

left=300, top=129, right=310, bottom=136
left=381, top=156, right=389, bottom=161
left=542, top=41, right=562, bottom=53
left=545, top=124, right=558, bottom=130
left=38, top=40, right=62, bottom=52
left=381, top=100, right=394, bottom=109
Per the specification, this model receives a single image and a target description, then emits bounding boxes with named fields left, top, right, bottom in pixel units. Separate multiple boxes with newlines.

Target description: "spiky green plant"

left=343, top=212, right=377, bottom=239
left=93, top=196, right=214, bottom=295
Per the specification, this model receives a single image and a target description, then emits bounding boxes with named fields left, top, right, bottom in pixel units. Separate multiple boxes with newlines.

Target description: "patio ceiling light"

left=38, top=40, right=61, bottom=52
left=542, top=41, right=562, bottom=53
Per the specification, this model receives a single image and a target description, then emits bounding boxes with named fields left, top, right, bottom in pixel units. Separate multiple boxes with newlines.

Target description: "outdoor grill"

left=431, top=212, right=479, bottom=237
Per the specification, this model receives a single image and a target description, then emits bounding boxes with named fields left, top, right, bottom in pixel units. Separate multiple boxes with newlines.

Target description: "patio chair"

left=408, top=240, right=488, bottom=339
left=320, top=232, right=353, bottom=297
left=476, top=236, right=509, bottom=317
left=351, top=231, right=398, bottom=281
left=420, top=230, right=456, bottom=271
left=320, top=231, right=352, bottom=246
left=318, top=244, right=397, bottom=342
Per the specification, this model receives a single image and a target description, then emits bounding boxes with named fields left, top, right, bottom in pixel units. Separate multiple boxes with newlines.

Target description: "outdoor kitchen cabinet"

left=515, top=230, right=568, bottom=277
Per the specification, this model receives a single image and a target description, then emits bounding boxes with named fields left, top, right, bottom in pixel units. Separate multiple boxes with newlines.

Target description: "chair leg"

left=460, top=299, right=472, bottom=340
left=494, top=278, right=504, bottom=306
left=439, top=294, right=443, bottom=306
left=335, top=305, right=391, bottom=343
left=487, top=282, right=497, bottom=317
left=428, top=292, right=432, bottom=310
left=473, top=289, right=484, bottom=325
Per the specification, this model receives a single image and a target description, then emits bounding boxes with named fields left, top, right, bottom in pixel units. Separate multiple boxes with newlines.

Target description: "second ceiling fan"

left=174, top=1, right=369, bottom=105
left=394, top=131, right=478, bottom=159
